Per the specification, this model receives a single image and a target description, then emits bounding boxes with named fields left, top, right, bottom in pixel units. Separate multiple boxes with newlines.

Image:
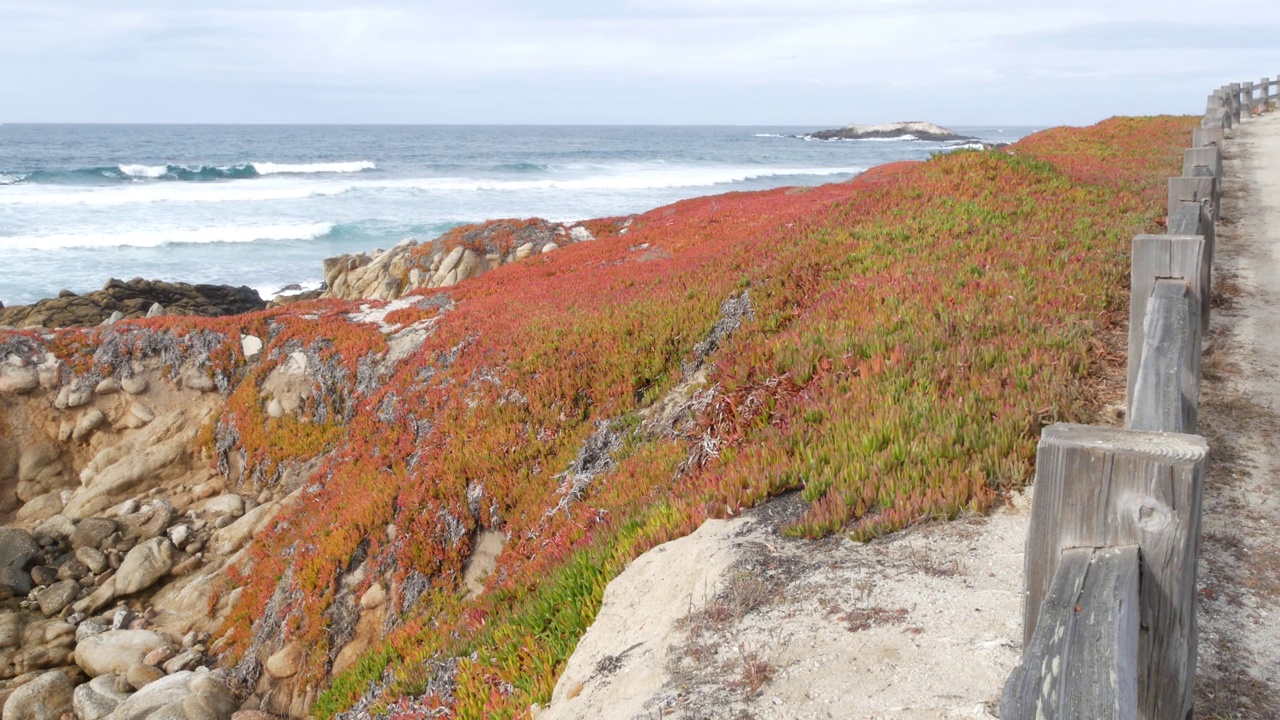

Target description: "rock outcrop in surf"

left=808, top=121, right=973, bottom=142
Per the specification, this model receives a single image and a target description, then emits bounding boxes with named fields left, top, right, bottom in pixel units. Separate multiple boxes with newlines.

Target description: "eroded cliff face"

left=0, top=296, right=449, bottom=719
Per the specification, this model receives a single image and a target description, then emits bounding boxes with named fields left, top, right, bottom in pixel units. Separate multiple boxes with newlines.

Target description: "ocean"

left=0, top=124, right=1034, bottom=306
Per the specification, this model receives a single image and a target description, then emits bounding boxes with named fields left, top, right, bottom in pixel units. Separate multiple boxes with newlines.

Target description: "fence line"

left=1000, top=74, right=1268, bottom=719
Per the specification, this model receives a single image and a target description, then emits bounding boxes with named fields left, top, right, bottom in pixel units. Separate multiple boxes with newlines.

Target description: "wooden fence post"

left=1192, top=126, right=1224, bottom=149
left=1129, top=279, right=1200, bottom=433
left=1181, top=148, right=1221, bottom=219
left=1021, top=424, right=1207, bottom=720
left=1228, top=82, right=1242, bottom=121
left=1126, top=233, right=1209, bottom=414
left=1168, top=175, right=1217, bottom=226
left=1003, top=546, right=1140, bottom=720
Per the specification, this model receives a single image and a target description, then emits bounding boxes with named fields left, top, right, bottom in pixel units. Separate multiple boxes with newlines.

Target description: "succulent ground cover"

left=3, top=116, right=1195, bottom=718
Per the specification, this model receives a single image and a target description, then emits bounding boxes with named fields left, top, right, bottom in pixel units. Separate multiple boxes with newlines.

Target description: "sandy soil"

left=1193, top=110, right=1280, bottom=718
left=534, top=492, right=1029, bottom=720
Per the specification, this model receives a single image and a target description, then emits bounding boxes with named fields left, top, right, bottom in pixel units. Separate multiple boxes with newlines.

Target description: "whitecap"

left=251, top=160, right=375, bottom=175
left=0, top=222, right=334, bottom=250
left=117, top=164, right=170, bottom=178
left=0, top=173, right=25, bottom=185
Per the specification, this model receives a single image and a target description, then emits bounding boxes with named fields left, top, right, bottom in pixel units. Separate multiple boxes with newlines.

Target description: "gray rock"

left=120, top=376, right=149, bottom=395
left=77, top=547, right=108, bottom=574
left=115, top=537, right=175, bottom=596
left=73, top=408, right=107, bottom=441
left=35, top=579, right=79, bottom=616
left=110, top=671, right=193, bottom=720
left=55, top=382, right=93, bottom=409
left=57, top=558, right=89, bottom=581
left=72, top=518, right=118, bottom=551
left=162, top=649, right=202, bottom=674
left=0, top=528, right=39, bottom=579
left=95, top=378, right=121, bottom=395
left=76, top=620, right=109, bottom=643
left=146, top=303, right=165, bottom=318
left=122, top=500, right=176, bottom=541
left=0, top=566, right=33, bottom=595
left=1, top=668, right=74, bottom=720
left=125, top=661, right=166, bottom=691
left=33, top=514, right=76, bottom=543
left=0, top=364, right=39, bottom=395
left=0, top=612, right=22, bottom=648
left=73, top=674, right=130, bottom=720
left=30, top=564, right=58, bottom=586
left=74, top=628, right=168, bottom=677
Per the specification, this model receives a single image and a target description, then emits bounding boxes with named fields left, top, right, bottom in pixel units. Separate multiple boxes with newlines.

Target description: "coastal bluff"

left=0, top=115, right=1206, bottom=719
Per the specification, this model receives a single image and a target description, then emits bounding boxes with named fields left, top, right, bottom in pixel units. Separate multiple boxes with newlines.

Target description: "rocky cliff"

left=317, top=217, right=632, bottom=302
left=0, top=280, right=265, bottom=329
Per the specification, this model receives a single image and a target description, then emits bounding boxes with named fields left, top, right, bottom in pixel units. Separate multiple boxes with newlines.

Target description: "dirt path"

left=1194, top=110, right=1280, bottom=718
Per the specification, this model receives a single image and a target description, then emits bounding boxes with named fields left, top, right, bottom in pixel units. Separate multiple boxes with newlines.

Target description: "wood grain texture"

left=1129, top=279, right=1200, bottom=433
left=1022, top=424, right=1206, bottom=720
left=1003, top=546, right=1140, bottom=720
left=1126, top=235, right=1209, bottom=413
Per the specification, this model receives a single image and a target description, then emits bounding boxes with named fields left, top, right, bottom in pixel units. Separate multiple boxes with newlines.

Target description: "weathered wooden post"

left=1003, top=546, right=1140, bottom=719
left=1243, top=81, right=1256, bottom=116
left=1168, top=175, right=1217, bottom=226
left=1129, top=279, right=1200, bottom=433
left=1228, top=82, right=1242, bottom=121
left=1181, top=147, right=1222, bottom=219
left=1016, top=424, right=1208, bottom=719
left=1126, top=233, right=1209, bottom=413
left=1192, top=126, right=1224, bottom=149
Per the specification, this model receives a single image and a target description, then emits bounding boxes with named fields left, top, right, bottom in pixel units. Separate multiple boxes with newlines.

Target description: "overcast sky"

left=2, top=0, right=1278, bottom=126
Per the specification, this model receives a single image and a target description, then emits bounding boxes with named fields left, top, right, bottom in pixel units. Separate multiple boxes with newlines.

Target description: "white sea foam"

left=0, top=222, right=334, bottom=250
left=252, top=280, right=325, bottom=301
left=0, top=165, right=861, bottom=206
left=380, top=165, right=865, bottom=193
left=753, top=133, right=789, bottom=138
left=252, top=161, right=375, bottom=175
left=0, top=173, right=26, bottom=185
left=117, top=164, right=169, bottom=178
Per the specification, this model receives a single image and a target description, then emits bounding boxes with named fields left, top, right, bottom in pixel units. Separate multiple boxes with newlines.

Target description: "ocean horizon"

left=0, top=123, right=1036, bottom=307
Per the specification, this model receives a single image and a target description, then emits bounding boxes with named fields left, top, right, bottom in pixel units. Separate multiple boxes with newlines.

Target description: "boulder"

left=109, top=670, right=192, bottom=720
left=35, top=579, right=79, bottom=616
left=73, top=674, right=131, bottom=720
left=77, top=547, right=108, bottom=573
left=264, top=643, right=302, bottom=679
left=0, top=364, right=38, bottom=395
left=120, top=376, right=148, bottom=395
left=115, top=537, right=176, bottom=596
left=208, top=502, right=276, bottom=556
left=74, top=409, right=107, bottom=441
left=74, top=629, right=168, bottom=677
left=0, top=613, right=21, bottom=648
left=33, top=515, right=75, bottom=543
left=125, top=662, right=165, bottom=691
left=0, top=529, right=38, bottom=594
left=1, top=669, right=74, bottom=720
left=72, top=518, right=119, bottom=551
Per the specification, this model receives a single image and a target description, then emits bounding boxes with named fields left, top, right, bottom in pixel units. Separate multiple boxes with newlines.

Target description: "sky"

left=1, top=0, right=1278, bottom=126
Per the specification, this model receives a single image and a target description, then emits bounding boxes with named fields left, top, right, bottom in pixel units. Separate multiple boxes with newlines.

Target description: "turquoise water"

left=0, top=124, right=1034, bottom=305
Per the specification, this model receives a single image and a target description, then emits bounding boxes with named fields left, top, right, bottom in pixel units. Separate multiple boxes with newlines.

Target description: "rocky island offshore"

left=0, top=116, right=1197, bottom=719
left=807, top=120, right=976, bottom=142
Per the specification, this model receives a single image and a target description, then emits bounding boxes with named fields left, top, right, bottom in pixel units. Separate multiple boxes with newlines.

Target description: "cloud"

left=1, top=0, right=1278, bottom=123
